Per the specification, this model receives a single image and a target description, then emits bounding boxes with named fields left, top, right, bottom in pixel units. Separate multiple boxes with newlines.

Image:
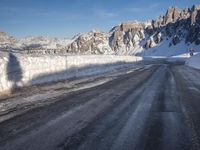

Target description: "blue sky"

left=0, top=0, right=199, bottom=38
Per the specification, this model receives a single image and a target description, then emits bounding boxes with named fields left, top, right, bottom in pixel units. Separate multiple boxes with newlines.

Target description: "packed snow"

left=0, top=53, right=142, bottom=94
left=186, top=53, right=200, bottom=69
left=142, top=39, right=200, bottom=57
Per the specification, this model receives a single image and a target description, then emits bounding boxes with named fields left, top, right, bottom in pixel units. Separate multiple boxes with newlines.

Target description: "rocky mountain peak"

left=164, top=6, right=182, bottom=24
left=192, top=4, right=200, bottom=11
left=0, top=4, right=200, bottom=56
left=191, top=4, right=200, bottom=25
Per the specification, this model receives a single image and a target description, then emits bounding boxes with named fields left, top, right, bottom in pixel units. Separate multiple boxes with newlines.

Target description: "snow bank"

left=142, top=40, right=200, bottom=57
left=0, top=53, right=142, bottom=94
left=186, top=53, right=200, bottom=69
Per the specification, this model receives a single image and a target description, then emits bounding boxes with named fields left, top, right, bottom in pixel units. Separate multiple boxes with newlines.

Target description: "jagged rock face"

left=67, top=21, right=150, bottom=55
left=67, top=30, right=112, bottom=54
left=1, top=4, right=200, bottom=55
left=108, top=4, right=200, bottom=53
left=68, top=5, right=200, bottom=55
left=145, top=39, right=152, bottom=49
left=110, top=30, right=124, bottom=51
left=172, top=35, right=180, bottom=45
left=186, top=6, right=200, bottom=44
left=153, top=32, right=162, bottom=44
left=165, top=7, right=178, bottom=24
left=108, top=22, right=147, bottom=54
left=152, top=16, right=164, bottom=28
left=191, top=5, right=200, bottom=25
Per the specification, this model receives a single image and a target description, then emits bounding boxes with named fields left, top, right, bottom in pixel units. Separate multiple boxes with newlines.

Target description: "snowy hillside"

left=67, top=4, right=200, bottom=56
left=0, top=31, right=19, bottom=51
left=19, top=36, right=72, bottom=50
left=186, top=53, right=200, bottom=69
left=142, top=40, right=200, bottom=57
left=0, top=4, right=200, bottom=56
left=0, top=32, right=72, bottom=52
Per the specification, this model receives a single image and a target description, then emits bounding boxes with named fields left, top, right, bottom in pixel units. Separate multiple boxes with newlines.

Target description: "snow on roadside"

left=0, top=53, right=142, bottom=94
left=186, top=53, right=200, bottom=69
left=0, top=64, right=144, bottom=123
left=142, top=39, right=200, bottom=57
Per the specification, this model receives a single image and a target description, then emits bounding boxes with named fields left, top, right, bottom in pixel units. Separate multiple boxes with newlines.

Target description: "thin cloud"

left=34, top=11, right=85, bottom=21
left=0, top=6, right=85, bottom=21
left=127, top=3, right=160, bottom=12
left=93, top=9, right=118, bottom=19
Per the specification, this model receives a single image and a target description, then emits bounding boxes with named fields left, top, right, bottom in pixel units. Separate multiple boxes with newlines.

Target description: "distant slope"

left=0, top=4, right=200, bottom=56
left=68, top=4, right=200, bottom=56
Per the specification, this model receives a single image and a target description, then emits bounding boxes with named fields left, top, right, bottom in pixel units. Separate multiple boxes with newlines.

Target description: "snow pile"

left=0, top=53, right=142, bottom=94
left=186, top=53, right=200, bottom=69
left=142, top=39, right=200, bottom=57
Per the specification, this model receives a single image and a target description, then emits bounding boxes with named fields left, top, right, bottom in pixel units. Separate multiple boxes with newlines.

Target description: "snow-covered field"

left=0, top=53, right=142, bottom=94
left=186, top=53, right=200, bottom=69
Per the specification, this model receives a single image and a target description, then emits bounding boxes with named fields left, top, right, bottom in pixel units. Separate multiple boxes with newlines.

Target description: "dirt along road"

left=1, top=61, right=200, bottom=150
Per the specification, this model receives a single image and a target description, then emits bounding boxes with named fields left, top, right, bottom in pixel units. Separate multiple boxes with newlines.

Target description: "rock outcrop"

left=0, top=4, right=200, bottom=55
left=67, top=30, right=112, bottom=54
left=67, top=4, right=200, bottom=55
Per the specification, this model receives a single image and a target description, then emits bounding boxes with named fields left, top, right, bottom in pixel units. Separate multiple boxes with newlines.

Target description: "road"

left=1, top=61, right=200, bottom=150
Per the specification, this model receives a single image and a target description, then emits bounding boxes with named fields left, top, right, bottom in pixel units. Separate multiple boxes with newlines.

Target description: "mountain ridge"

left=0, top=4, right=200, bottom=56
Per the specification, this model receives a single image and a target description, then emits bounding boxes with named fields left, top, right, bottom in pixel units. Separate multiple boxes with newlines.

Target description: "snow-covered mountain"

left=19, top=36, right=72, bottom=50
left=0, top=31, right=19, bottom=51
left=0, top=4, right=200, bottom=56
left=68, top=4, right=200, bottom=56
left=66, top=29, right=113, bottom=54
left=0, top=33, right=72, bottom=53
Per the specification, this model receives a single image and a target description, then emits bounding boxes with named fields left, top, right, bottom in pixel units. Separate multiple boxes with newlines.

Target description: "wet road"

left=1, top=62, right=200, bottom=150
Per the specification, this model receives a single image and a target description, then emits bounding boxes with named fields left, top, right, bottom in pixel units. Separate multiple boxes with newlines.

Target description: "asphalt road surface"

left=1, top=61, right=200, bottom=150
